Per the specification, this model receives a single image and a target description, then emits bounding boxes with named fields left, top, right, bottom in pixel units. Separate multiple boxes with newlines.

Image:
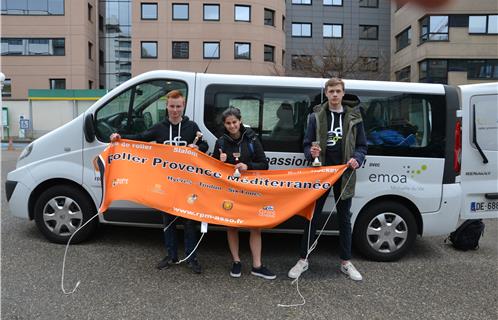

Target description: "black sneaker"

left=156, top=256, right=178, bottom=270
left=251, top=265, right=276, bottom=280
left=230, top=261, right=242, bottom=278
left=188, top=259, right=202, bottom=274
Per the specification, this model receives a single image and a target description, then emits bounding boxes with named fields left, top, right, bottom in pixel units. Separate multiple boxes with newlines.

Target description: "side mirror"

left=84, top=113, right=96, bottom=143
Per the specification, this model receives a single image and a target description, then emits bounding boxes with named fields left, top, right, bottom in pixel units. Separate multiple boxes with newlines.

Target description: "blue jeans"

left=299, top=182, right=353, bottom=261
left=163, top=214, right=198, bottom=262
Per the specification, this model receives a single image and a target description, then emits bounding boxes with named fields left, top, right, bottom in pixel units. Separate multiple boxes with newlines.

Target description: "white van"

left=5, top=71, right=498, bottom=261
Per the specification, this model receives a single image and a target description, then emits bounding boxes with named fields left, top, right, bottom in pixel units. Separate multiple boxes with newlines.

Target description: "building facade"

left=130, top=0, right=286, bottom=78
left=1, top=0, right=100, bottom=99
left=285, top=0, right=391, bottom=80
left=391, top=0, right=498, bottom=84
left=2, top=0, right=285, bottom=99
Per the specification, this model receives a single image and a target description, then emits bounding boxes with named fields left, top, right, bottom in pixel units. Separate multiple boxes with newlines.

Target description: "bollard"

left=7, top=137, right=14, bottom=150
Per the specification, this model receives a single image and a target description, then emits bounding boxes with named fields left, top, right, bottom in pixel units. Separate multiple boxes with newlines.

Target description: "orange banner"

left=98, top=140, right=347, bottom=228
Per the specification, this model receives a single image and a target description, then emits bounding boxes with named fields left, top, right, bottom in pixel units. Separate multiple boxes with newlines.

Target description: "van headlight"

left=19, top=143, right=33, bottom=161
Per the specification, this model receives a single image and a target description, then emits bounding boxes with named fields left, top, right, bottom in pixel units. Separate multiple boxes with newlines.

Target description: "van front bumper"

left=5, top=180, right=17, bottom=201
left=5, top=179, right=31, bottom=219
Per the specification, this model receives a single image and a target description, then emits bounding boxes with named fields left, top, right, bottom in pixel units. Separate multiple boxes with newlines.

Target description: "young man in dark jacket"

left=288, top=78, right=367, bottom=281
left=110, top=90, right=208, bottom=274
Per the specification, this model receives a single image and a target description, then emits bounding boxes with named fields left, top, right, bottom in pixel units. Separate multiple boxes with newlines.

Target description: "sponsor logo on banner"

left=112, top=178, right=128, bottom=187
left=187, top=194, right=198, bottom=204
left=151, top=183, right=165, bottom=194
left=222, top=200, right=234, bottom=211
left=258, top=205, right=276, bottom=218
left=93, top=156, right=101, bottom=182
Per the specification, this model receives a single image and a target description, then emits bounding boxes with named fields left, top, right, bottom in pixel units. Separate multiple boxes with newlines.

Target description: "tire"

left=34, top=185, right=98, bottom=244
left=353, top=201, right=417, bottom=262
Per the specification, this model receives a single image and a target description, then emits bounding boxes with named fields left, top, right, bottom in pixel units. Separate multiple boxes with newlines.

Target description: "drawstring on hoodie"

left=167, top=121, right=182, bottom=145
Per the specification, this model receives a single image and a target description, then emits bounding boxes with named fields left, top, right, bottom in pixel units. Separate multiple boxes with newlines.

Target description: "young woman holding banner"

left=212, top=107, right=276, bottom=280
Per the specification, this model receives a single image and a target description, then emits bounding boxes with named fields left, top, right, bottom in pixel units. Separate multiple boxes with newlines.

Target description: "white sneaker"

left=288, top=259, right=309, bottom=279
left=340, top=261, right=363, bottom=281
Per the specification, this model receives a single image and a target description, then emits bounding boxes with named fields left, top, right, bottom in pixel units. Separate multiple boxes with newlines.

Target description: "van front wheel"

left=34, top=185, right=98, bottom=244
left=353, top=202, right=417, bottom=262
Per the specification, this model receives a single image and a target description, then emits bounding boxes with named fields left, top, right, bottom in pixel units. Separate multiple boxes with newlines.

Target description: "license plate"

left=470, top=201, right=498, bottom=212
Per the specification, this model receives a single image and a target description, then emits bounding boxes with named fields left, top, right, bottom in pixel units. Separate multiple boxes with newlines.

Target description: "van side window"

left=472, top=95, right=498, bottom=152
left=204, top=85, right=321, bottom=152
left=94, top=79, right=188, bottom=142
left=352, top=90, right=446, bottom=158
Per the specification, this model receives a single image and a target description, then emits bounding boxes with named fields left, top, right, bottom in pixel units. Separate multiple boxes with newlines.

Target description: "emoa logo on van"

left=405, top=164, right=428, bottom=178
left=368, top=173, right=408, bottom=184
left=368, top=164, right=429, bottom=184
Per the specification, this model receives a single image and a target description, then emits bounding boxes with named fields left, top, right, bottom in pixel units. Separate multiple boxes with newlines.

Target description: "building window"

left=264, top=8, right=275, bottom=26
left=89, top=80, right=93, bottom=89
left=2, top=79, right=11, bottom=97
left=88, top=3, right=93, bottom=22
left=234, top=5, right=250, bottom=22
left=420, top=16, right=449, bottom=42
left=292, top=23, right=312, bottom=37
left=395, top=66, right=411, bottom=82
left=264, top=45, right=275, bottom=62
left=469, top=15, right=498, bottom=34
left=291, top=55, right=312, bottom=70
left=1, top=38, right=65, bottom=56
left=468, top=60, right=498, bottom=80
left=323, top=0, right=342, bottom=6
left=234, top=42, right=250, bottom=59
left=203, top=4, right=220, bottom=21
left=292, top=0, right=311, bottom=4
left=141, top=3, right=158, bottom=20
left=359, top=25, right=378, bottom=40
left=88, top=42, right=93, bottom=60
left=172, top=3, right=189, bottom=20
left=203, top=42, right=220, bottom=59
left=99, top=50, right=105, bottom=66
left=99, top=15, right=104, bottom=31
left=359, top=57, right=378, bottom=72
left=141, top=41, right=157, bottom=58
left=50, top=79, right=66, bottom=90
left=323, top=24, right=342, bottom=38
left=396, top=27, right=411, bottom=51
left=419, top=59, right=448, bottom=84
left=172, top=41, right=189, bottom=59
left=359, top=0, right=379, bottom=8
left=1, top=0, right=64, bottom=15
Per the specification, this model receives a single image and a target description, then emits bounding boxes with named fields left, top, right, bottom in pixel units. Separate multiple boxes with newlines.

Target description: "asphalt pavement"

left=1, top=149, right=497, bottom=320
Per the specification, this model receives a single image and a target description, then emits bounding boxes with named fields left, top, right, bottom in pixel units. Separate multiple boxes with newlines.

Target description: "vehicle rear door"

left=460, top=85, right=498, bottom=219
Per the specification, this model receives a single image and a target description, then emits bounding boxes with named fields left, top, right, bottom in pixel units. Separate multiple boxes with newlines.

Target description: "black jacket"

left=122, top=116, right=208, bottom=152
left=212, top=126, right=268, bottom=170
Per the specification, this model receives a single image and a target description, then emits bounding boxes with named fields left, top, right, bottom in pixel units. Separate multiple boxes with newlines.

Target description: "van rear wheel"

left=34, top=185, right=98, bottom=244
left=353, top=201, right=417, bottom=261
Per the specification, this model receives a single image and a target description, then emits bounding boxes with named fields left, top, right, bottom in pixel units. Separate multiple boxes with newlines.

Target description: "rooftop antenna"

left=203, top=41, right=220, bottom=73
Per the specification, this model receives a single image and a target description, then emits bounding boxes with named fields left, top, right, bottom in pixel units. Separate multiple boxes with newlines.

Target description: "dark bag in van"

left=446, top=219, right=485, bottom=251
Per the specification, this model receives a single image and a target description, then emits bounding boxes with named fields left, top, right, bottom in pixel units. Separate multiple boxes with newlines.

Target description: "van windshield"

left=94, top=79, right=188, bottom=142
